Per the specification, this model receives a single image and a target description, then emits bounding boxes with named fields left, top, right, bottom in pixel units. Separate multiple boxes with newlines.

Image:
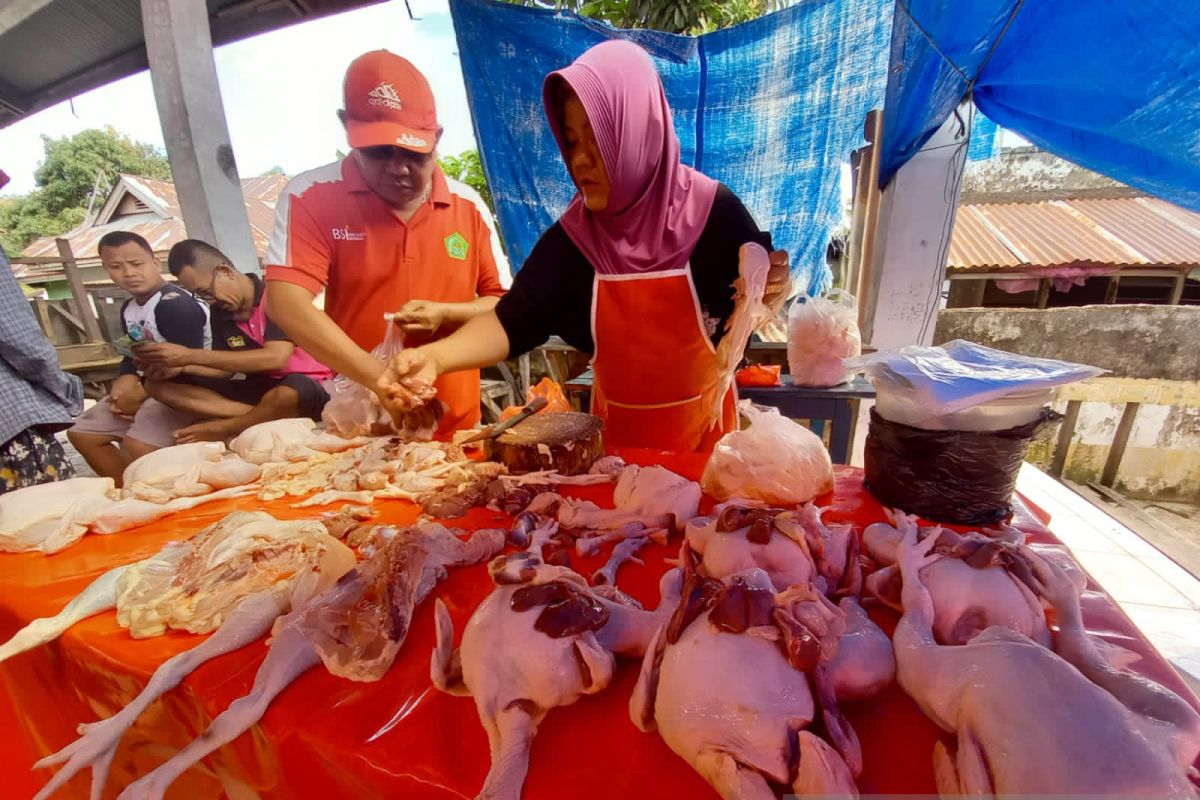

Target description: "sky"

left=0, top=0, right=476, bottom=197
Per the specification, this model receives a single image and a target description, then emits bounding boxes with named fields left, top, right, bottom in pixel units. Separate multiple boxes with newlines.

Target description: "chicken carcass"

left=630, top=567, right=864, bottom=799
left=0, top=511, right=354, bottom=664
left=686, top=503, right=861, bottom=595
left=863, top=514, right=1052, bottom=646
left=612, top=464, right=701, bottom=532
left=430, top=553, right=682, bottom=800
left=121, top=442, right=260, bottom=503
left=229, top=417, right=367, bottom=465
left=0, top=477, right=113, bottom=554
left=892, top=523, right=1200, bottom=796
left=115, top=524, right=504, bottom=800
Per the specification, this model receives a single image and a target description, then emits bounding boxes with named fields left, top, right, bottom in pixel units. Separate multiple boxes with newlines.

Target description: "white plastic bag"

left=787, top=290, right=862, bottom=388
left=702, top=401, right=834, bottom=506
left=845, top=339, right=1105, bottom=427
left=321, top=319, right=405, bottom=438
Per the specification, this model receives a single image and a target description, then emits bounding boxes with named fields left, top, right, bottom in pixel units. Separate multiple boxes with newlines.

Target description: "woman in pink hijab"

left=385, top=40, right=788, bottom=452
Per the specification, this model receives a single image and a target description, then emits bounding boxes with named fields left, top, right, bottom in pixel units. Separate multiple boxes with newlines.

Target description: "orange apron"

left=590, top=268, right=737, bottom=453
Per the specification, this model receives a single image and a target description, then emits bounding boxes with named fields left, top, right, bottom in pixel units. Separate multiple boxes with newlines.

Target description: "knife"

left=461, top=395, right=549, bottom=445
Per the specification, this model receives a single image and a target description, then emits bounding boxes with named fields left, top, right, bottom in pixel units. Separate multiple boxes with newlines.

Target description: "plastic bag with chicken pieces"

left=321, top=318, right=440, bottom=439
left=787, top=290, right=862, bottom=387
left=702, top=400, right=834, bottom=505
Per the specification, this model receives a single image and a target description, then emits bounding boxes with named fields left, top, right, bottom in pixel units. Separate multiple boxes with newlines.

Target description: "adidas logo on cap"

left=397, top=132, right=428, bottom=148
left=367, top=82, right=403, bottom=110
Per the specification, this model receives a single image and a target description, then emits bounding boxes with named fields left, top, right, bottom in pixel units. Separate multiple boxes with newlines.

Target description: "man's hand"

left=109, top=375, right=147, bottom=418
left=376, top=348, right=440, bottom=415
left=143, top=364, right=184, bottom=382
left=764, top=249, right=791, bottom=315
left=134, top=342, right=194, bottom=369
left=393, top=300, right=449, bottom=334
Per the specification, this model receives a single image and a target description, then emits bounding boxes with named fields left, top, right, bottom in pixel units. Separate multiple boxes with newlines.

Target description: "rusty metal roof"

left=18, top=173, right=284, bottom=265
left=948, top=196, right=1200, bottom=272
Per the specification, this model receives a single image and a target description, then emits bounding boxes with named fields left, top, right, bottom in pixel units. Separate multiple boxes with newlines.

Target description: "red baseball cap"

left=342, top=50, right=439, bottom=154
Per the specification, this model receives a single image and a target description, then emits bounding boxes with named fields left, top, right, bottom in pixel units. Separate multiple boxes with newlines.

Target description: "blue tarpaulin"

left=880, top=0, right=1200, bottom=212
left=449, top=0, right=892, bottom=295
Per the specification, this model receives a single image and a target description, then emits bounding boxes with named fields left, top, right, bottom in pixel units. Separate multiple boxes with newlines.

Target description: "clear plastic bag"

left=701, top=400, right=834, bottom=505
left=322, top=319, right=406, bottom=438
left=787, top=290, right=862, bottom=388
left=846, top=339, right=1105, bottom=427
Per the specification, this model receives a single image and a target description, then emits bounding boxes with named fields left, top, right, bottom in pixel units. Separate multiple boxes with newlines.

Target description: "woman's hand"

left=376, top=348, right=440, bottom=414
left=393, top=300, right=449, bottom=334
left=765, top=250, right=791, bottom=314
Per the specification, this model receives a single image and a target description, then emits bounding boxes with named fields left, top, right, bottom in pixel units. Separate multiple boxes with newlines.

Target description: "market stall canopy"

left=878, top=0, right=1200, bottom=212
left=448, top=0, right=893, bottom=296
left=0, top=0, right=386, bottom=130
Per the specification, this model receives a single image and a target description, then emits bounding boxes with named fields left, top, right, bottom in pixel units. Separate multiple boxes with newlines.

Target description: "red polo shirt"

left=265, top=157, right=508, bottom=434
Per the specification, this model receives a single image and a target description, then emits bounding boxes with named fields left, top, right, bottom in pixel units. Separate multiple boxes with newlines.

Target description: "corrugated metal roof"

left=19, top=172, right=284, bottom=262
left=948, top=196, right=1200, bottom=272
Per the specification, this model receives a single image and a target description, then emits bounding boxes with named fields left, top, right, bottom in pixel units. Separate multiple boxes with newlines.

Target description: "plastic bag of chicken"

left=321, top=320, right=440, bottom=439
left=702, top=400, right=834, bottom=505
left=499, top=377, right=572, bottom=419
left=787, top=290, right=861, bottom=387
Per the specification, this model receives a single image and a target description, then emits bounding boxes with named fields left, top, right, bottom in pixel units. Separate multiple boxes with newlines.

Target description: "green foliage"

left=260, top=165, right=287, bottom=176
left=438, top=150, right=494, bottom=212
left=510, top=0, right=785, bottom=34
left=0, top=127, right=171, bottom=254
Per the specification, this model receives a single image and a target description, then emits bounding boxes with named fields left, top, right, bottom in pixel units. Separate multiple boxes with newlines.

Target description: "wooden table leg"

left=830, top=399, right=854, bottom=465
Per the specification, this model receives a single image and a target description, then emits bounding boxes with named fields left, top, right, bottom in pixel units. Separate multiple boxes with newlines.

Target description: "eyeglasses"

left=191, top=270, right=219, bottom=303
left=360, top=145, right=431, bottom=163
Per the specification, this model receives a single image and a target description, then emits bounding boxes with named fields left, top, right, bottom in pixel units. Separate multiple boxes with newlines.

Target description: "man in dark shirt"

left=67, top=232, right=210, bottom=483
left=134, top=239, right=334, bottom=442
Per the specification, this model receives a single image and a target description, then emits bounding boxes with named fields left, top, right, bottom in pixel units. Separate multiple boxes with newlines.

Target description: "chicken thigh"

left=893, top=523, right=1200, bottom=797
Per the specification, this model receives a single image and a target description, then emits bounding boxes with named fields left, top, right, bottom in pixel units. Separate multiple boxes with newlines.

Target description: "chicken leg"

left=115, top=620, right=320, bottom=800
left=33, top=590, right=288, bottom=800
left=0, top=565, right=130, bottom=663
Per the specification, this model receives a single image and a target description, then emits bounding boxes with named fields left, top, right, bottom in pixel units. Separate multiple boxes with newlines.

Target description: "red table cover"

left=1, top=450, right=1196, bottom=799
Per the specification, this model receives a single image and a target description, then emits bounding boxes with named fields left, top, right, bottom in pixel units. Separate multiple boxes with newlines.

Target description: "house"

left=13, top=173, right=286, bottom=298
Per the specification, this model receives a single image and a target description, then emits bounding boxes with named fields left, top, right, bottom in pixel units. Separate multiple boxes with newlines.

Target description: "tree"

left=508, top=0, right=787, bottom=34
left=260, top=165, right=286, bottom=176
left=438, top=150, right=494, bottom=213
left=0, top=127, right=171, bottom=254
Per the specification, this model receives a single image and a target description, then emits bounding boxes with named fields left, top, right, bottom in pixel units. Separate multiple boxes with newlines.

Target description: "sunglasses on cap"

left=359, top=145, right=432, bottom=162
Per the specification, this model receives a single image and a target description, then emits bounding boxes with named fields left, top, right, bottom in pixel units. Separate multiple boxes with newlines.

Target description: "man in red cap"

left=265, top=50, right=508, bottom=437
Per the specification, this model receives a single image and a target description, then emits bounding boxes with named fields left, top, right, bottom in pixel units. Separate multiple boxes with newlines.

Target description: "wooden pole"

left=1168, top=271, right=1186, bottom=305
left=56, top=238, right=104, bottom=342
left=1100, top=401, right=1140, bottom=488
left=1049, top=399, right=1081, bottom=478
left=854, top=110, right=885, bottom=334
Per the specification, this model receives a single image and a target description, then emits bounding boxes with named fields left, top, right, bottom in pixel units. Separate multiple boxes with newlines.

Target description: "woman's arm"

left=379, top=312, right=511, bottom=406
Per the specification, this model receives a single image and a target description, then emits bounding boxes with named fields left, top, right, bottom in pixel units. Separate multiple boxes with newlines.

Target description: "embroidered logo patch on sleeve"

left=444, top=232, right=469, bottom=261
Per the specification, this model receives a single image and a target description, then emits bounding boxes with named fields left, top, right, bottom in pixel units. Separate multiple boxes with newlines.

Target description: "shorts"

left=69, top=398, right=196, bottom=449
left=185, top=374, right=330, bottom=421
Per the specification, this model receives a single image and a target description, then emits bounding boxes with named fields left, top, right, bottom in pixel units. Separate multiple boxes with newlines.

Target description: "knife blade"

left=461, top=395, right=549, bottom=445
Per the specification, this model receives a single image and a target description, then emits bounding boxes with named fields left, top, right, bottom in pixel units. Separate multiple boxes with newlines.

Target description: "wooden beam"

left=1034, top=278, right=1051, bottom=309
left=31, top=297, right=53, bottom=340
left=48, top=301, right=89, bottom=336
left=1100, top=401, right=1140, bottom=488
left=55, top=238, right=104, bottom=342
left=1103, top=275, right=1120, bottom=304
left=1050, top=399, right=1082, bottom=478
left=853, top=110, right=884, bottom=333
left=1169, top=272, right=1186, bottom=305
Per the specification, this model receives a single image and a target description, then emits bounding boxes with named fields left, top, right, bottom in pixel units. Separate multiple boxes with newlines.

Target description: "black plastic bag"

left=864, top=407, right=1061, bottom=525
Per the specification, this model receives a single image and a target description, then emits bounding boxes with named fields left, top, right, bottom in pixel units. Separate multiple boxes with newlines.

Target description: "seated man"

left=68, top=232, right=210, bottom=483
left=134, top=239, right=334, bottom=442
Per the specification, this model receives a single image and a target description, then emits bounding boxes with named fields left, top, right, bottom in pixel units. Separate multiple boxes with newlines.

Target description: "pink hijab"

left=544, top=40, right=718, bottom=275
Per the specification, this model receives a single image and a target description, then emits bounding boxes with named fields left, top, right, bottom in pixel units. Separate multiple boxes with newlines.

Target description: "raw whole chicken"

left=686, top=504, right=861, bottom=596
left=114, top=523, right=504, bottom=800
left=0, top=511, right=354, bottom=664
left=430, top=551, right=682, bottom=800
left=229, top=417, right=367, bottom=465
left=892, top=523, right=1200, bottom=796
left=863, top=514, right=1053, bottom=646
left=0, top=477, right=113, bottom=554
left=612, top=464, right=701, bottom=532
left=630, top=564, right=874, bottom=799
left=121, top=442, right=261, bottom=503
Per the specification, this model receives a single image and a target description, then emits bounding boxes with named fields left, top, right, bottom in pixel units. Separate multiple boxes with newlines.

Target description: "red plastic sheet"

left=1, top=450, right=1196, bottom=799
